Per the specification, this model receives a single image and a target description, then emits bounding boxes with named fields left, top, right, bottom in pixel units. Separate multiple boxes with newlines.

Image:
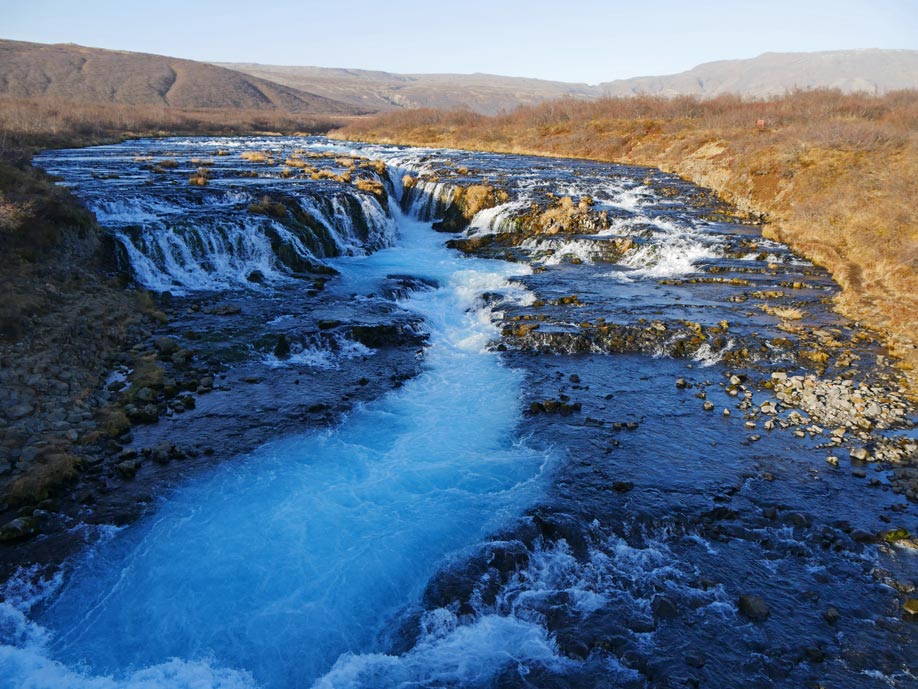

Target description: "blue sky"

left=3, top=0, right=916, bottom=83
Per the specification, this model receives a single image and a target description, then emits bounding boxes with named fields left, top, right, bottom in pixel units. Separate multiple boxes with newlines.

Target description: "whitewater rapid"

left=0, top=204, right=553, bottom=688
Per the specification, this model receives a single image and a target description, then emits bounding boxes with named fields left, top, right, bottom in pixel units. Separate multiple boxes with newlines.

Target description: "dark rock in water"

left=382, top=274, right=439, bottom=300
left=115, top=459, right=140, bottom=479
left=612, top=481, right=634, bottom=492
left=317, top=319, right=342, bottom=330
left=675, top=377, right=689, bottom=389
left=247, top=270, right=265, bottom=284
left=0, top=516, right=41, bottom=542
left=206, top=303, right=242, bottom=316
left=738, top=594, right=770, bottom=622
left=804, top=645, right=826, bottom=663
left=651, top=594, right=679, bottom=620
left=274, top=334, right=291, bottom=358
left=349, top=323, right=426, bottom=348
left=685, top=652, right=706, bottom=668
left=823, top=606, right=841, bottom=625
left=134, top=387, right=155, bottom=403
left=127, top=403, right=160, bottom=423
left=154, top=337, right=179, bottom=355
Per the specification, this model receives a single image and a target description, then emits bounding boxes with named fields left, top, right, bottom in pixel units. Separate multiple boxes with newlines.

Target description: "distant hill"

left=222, top=50, right=918, bottom=115
left=215, top=64, right=597, bottom=115
left=2, top=41, right=915, bottom=119
left=0, top=40, right=362, bottom=114
left=598, top=50, right=918, bottom=98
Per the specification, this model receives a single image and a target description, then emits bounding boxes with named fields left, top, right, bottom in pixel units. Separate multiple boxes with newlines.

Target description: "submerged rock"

left=738, top=594, right=770, bottom=622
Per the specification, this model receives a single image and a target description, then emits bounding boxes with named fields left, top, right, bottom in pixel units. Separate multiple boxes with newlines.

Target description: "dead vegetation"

left=0, top=96, right=352, bottom=154
left=337, top=90, right=918, bottom=392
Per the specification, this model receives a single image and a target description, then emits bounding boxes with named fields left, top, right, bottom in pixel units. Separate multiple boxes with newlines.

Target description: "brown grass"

left=0, top=95, right=354, bottom=153
left=6, top=451, right=81, bottom=504
left=336, top=90, right=918, bottom=392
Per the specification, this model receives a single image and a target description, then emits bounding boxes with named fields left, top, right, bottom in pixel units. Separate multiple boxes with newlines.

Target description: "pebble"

left=826, top=456, right=839, bottom=466
left=703, top=401, right=714, bottom=411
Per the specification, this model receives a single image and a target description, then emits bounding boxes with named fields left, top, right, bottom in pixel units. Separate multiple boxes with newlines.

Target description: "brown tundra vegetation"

left=336, top=90, right=918, bottom=392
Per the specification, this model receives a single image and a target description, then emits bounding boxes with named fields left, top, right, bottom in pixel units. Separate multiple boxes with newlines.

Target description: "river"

left=1, top=136, right=916, bottom=688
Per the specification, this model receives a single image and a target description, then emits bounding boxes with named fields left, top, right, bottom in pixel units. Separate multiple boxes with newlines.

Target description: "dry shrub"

left=6, top=451, right=81, bottom=504
left=0, top=95, right=350, bottom=153
left=355, top=178, right=386, bottom=200
left=240, top=151, right=271, bottom=163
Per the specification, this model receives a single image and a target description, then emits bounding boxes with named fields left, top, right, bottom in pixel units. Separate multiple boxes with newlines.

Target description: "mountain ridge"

left=0, top=39, right=363, bottom=115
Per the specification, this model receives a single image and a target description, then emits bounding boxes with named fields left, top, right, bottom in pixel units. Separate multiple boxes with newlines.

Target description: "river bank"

left=334, top=90, right=918, bottom=394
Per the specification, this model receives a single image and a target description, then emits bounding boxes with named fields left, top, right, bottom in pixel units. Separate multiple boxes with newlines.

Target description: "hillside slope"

left=599, top=50, right=918, bottom=98
left=215, top=64, right=598, bottom=115
left=0, top=40, right=362, bottom=114
left=222, top=50, right=918, bottom=114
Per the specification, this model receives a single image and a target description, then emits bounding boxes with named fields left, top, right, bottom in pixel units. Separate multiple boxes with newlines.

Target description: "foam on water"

left=0, top=204, right=550, bottom=689
left=613, top=234, right=719, bottom=280
left=262, top=335, right=374, bottom=369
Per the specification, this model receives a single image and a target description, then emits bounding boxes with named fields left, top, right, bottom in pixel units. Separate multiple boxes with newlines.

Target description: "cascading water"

left=0, top=156, right=553, bottom=688
left=35, top=141, right=398, bottom=294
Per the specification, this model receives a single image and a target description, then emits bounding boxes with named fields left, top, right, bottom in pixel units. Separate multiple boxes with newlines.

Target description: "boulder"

left=0, top=516, right=40, bottom=542
left=738, top=594, right=770, bottom=622
left=7, top=403, right=34, bottom=420
left=651, top=595, right=679, bottom=620
left=154, top=337, right=180, bottom=355
left=115, top=458, right=140, bottom=479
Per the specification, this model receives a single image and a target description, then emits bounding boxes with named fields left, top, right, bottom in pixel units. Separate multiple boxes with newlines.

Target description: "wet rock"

left=115, top=458, right=140, bottom=479
left=206, top=303, right=242, bottom=316
left=685, top=652, right=706, bottom=668
left=612, top=481, right=634, bottom=492
left=7, top=403, right=34, bottom=420
left=134, top=386, right=156, bottom=403
left=154, top=337, right=180, bottom=355
left=247, top=270, right=265, bottom=284
left=651, top=595, right=679, bottom=620
left=826, top=455, right=839, bottom=466
left=127, top=403, right=160, bottom=423
left=804, top=645, right=826, bottom=663
left=823, top=606, right=841, bottom=625
left=0, top=516, right=41, bottom=542
left=850, top=447, right=870, bottom=461
left=904, top=599, right=918, bottom=616
left=349, top=323, right=426, bottom=348
left=274, top=334, right=291, bottom=358
left=675, top=378, right=689, bottom=389
left=738, top=594, right=770, bottom=622
left=703, top=401, right=714, bottom=411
